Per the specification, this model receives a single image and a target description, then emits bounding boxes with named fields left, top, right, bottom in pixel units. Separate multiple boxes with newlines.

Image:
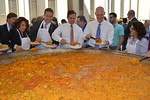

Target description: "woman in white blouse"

left=125, top=21, right=149, bottom=55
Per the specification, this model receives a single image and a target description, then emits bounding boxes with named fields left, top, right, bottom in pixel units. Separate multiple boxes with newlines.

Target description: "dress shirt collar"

left=67, top=23, right=75, bottom=27
left=129, top=17, right=135, bottom=21
left=82, top=22, right=87, bottom=32
left=42, top=20, right=51, bottom=28
left=114, top=23, right=119, bottom=27
left=6, top=22, right=11, bottom=31
left=96, top=19, right=105, bottom=26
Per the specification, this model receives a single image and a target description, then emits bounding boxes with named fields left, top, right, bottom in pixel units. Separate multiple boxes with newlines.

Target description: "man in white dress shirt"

left=52, top=10, right=83, bottom=48
left=84, top=6, right=114, bottom=48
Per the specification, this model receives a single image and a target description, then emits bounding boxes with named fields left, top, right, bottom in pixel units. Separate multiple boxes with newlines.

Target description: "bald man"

left=122, top=10, right=138, bottom=50
left=84, top=6, right=114, bottom=49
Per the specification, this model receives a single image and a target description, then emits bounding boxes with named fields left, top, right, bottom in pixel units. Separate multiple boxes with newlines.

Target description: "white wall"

left=18, top=0, right=25, bottom=17
left=0, top=0, right=8, bottom=24
left=57, top=0, right=68, bottom=23
left=124, top=0, right=130, bottom=18
left=0, top=0, right=150, bottom=25
left=83, top=0, right=90, bottom=22
left=37, top=0, right=48, bottom=16
left=114, top=0, right=121, bottom=18
left=138, top=0, right=150, bottom=21
left=130, top=0, right=137, bottom=18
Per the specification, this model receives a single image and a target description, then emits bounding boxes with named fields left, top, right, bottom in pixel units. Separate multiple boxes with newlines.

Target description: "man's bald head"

left=95, top=6, right=105, bottom=23
left=96, top=6, right=104, bottom=13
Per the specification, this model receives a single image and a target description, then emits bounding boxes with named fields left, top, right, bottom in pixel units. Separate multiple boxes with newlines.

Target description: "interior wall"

left=0, top=0, right=7, bottom=24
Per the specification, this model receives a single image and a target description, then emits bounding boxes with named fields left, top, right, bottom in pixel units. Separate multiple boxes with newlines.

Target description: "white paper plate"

left=0, top=48, right=9, bottom=52
left=69, top=45, right=82, bottom=49
left=43, top=44, right=57, bottom=48
left=28, top=42, right=41, bottom=45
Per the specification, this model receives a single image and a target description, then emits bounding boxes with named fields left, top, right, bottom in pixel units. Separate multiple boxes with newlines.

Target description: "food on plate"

left=95, top=38, right=101, bottom=44
left=30, top=47, right=37, bottom=51
left=28, top=41, right=39, bottom=44
left=46, top=41, right=52, bottom=45
left=0, top=44, right=8, bottom=49
left=71, top=42, right=78, bottom=46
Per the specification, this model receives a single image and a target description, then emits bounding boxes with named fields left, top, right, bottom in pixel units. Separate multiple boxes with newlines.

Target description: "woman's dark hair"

left=61, top=19, right=67, bottom=24
left=13, top=17, right=29, bottom=31
left=52, top=17, right=58, bottom=26
left=132, top=21, right=146, bottom=40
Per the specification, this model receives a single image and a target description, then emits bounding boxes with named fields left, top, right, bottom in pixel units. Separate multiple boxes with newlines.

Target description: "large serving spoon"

left=139, top=57, right=150, bottom=62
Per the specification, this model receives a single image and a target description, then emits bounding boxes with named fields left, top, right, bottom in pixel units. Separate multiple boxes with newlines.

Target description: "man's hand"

left=102, top=41, right=109, bottom=46
left=146, top=51, right=150, bottom=57
left=85, top=34, right=92, bottom=39
left=16, top=45, right=24, bottom=51
left=36, top=37, right=41, bottom=42
left=50, top=44, right=57, bottom=49
left=60, top=39, right=67, bottom=44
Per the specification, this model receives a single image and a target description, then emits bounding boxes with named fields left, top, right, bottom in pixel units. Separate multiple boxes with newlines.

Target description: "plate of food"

left=43, top=44, right=57, bottom=48
left=28, top=41, right=41, bottom=45
left=93, top=41, right=105, bottom=45
left=0, top=44, right=9, bottom=52
left=69, top=42, right=82, bottom=49
left=42, top=41, right=56, bottom=48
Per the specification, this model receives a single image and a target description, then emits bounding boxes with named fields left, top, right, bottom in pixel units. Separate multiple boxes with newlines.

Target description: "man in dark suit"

left=0, top=13, right=17, bottom=45
left=29, top=8, right=59, bottom=48
left=122, top=10, right=138, bottom=50
left=77, top=16, right=89, bottom=48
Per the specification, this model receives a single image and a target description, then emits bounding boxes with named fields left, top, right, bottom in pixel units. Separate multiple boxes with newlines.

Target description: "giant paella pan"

left=0, top=48, right=150, bottom=100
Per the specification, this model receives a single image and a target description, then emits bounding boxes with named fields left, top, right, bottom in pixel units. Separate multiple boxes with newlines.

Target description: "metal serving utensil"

left=139, top=57, right=150, bottom=62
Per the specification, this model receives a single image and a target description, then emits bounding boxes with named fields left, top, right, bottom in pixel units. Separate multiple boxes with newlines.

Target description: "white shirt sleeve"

left=107, top=25, right=114, bottom=45
left=52, top=26, right=63, bottom=42
left=84, top=22, right=90, bottom=39
left=78, top=29, right=84, bottom=45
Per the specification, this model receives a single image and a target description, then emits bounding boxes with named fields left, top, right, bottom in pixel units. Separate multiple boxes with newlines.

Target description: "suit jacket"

left=0, top=24, right=10, bottom=45
left=82, top=22, right=87, bottom=32
left=29, top=21, right=59, bottom=45
left=8, top=28, right=31, bottom=50
left=122, top=17, right=138, bottom=50
left=148, top=39, right=150, bottom=50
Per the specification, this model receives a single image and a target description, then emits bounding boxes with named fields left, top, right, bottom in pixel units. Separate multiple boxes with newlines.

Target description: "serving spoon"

left=139, top=57, right=150, bottom=62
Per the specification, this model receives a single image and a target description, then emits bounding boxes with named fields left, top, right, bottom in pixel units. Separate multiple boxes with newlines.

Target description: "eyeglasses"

left=130, top=27, right=135, bottom=31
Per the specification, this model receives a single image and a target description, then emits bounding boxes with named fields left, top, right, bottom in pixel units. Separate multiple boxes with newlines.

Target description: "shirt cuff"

left=14, top=44, right=18, bottom=50
left=58, top=37, right=63, bottom=43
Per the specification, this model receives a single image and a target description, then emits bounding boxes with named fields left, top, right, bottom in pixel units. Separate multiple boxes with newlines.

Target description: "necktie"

left=45, top=24, right=47, bottom=29
left=70, top=24, right=74, bottom=44
left=94, top=23, right=101, bottom=49
left=148, top=27, right=150, bottom=39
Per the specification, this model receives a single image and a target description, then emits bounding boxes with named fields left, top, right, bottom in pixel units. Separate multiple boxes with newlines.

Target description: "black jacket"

left=8, top=28, right=31, bottom=50
left=0, top=24, right=10, bottom=45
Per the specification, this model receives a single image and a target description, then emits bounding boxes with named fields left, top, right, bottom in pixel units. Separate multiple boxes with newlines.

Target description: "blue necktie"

left=94, top=23, right=101, bottom=49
